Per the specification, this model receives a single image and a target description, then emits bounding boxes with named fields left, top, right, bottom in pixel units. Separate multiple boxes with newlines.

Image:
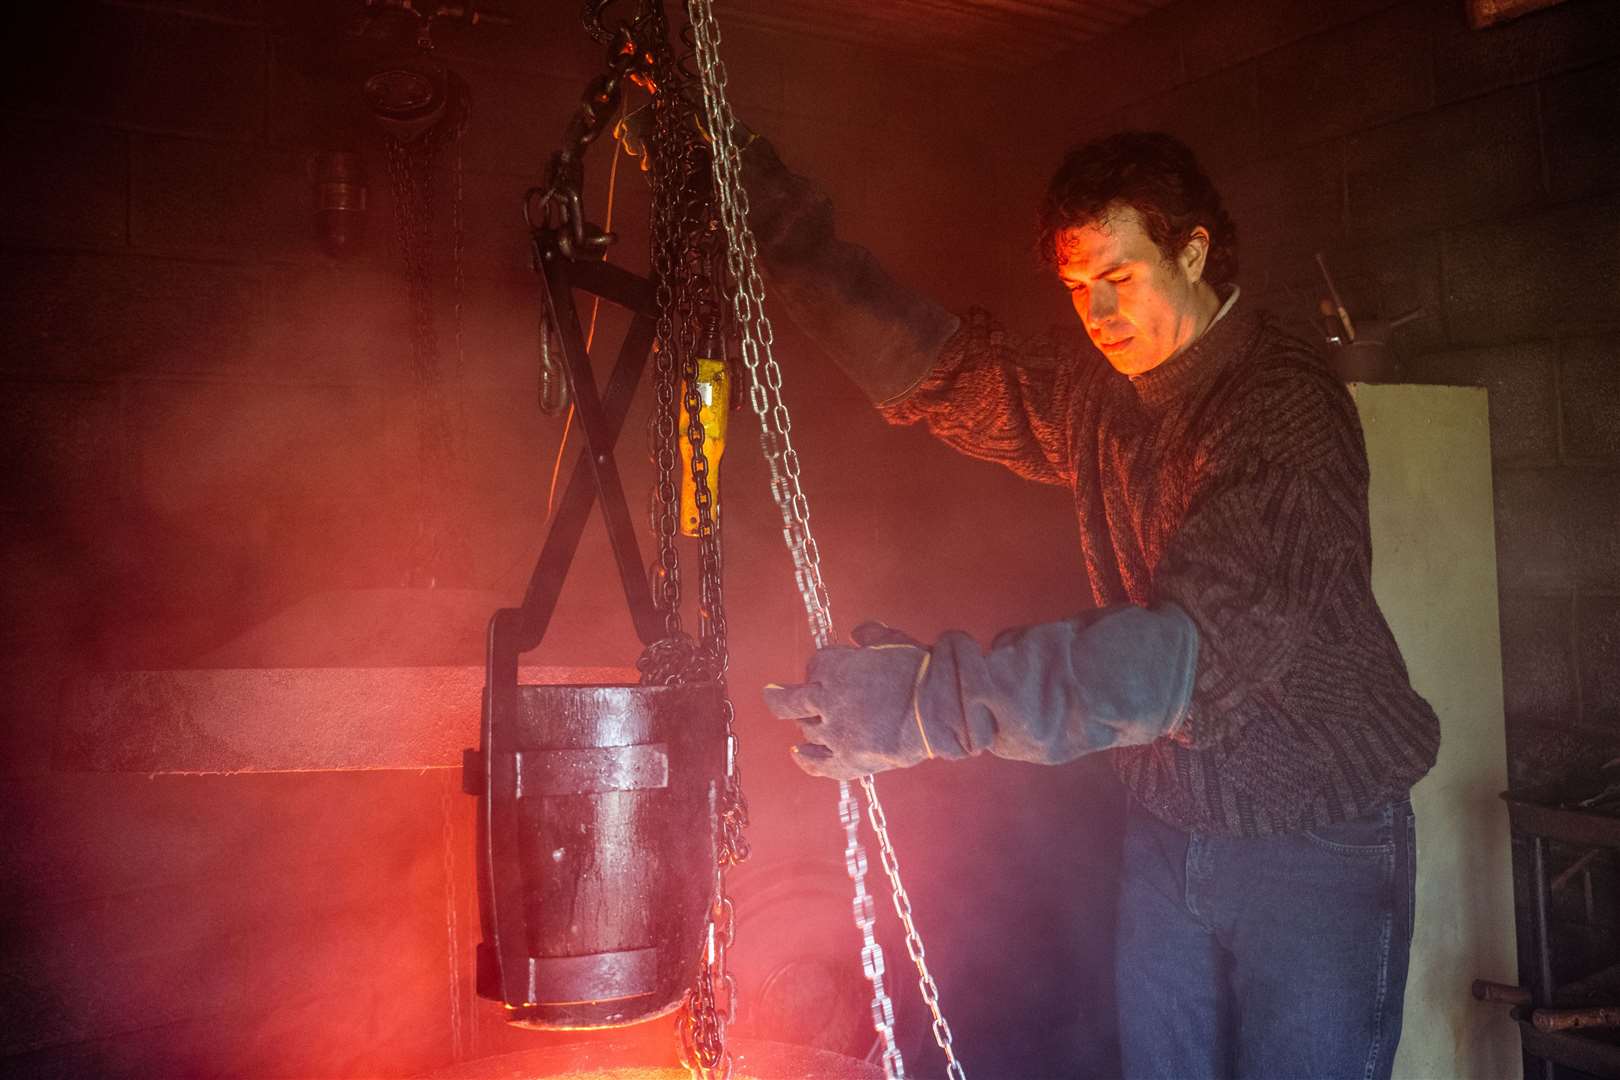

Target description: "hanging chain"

left=387, top=129, right=469, bottom=588
left=545, top=7, right=751, bottom=1076
left=452, top=132, right=468, bottom=451
left=684, top=4, right=967, bottom=1078
left=646, top=80, right=691, bottom=646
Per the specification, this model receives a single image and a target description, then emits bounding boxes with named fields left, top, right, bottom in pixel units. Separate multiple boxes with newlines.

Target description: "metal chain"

left=843, top=778, right=904, bottom=1079
left=647, top=85, right=688, bottom=641
left=684, top=4, right=967, bottom=1078
left=575, top=8, right=748, bottom=1076
left=387, top=133, right=465, bottom=588
left=865, top=780, right=962, bottom=1077
left=452, top=131, right=468, bottom=452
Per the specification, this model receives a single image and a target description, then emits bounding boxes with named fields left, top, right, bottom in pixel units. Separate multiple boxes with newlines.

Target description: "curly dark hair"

left=1036, top=131, right=1238, bottom=286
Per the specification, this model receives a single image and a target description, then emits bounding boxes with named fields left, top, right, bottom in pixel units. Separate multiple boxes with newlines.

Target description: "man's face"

left=1056, top=204, right=1208, bottom=377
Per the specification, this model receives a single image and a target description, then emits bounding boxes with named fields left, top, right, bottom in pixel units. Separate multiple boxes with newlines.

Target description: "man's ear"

left=1179, top=226, right=1211, bottom=283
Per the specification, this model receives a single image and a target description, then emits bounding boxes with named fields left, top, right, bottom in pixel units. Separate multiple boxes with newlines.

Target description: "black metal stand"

left=1503, top=792, right=1620, bottom=1079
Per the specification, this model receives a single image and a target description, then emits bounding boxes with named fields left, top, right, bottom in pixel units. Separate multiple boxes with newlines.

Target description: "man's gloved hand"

left=762, top=622, right=936, bottom=781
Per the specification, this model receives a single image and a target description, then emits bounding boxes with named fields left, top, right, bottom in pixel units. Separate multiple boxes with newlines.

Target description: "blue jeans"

left=1115, top=796, right=1416, bottom=1080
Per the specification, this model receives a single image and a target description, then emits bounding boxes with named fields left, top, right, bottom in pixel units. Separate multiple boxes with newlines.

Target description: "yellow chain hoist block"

left=679, top=357, right=729, bottom=537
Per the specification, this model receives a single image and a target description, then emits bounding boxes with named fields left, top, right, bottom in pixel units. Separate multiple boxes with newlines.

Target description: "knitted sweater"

left=739, top=136, right=1439, bottom=835
left=882, top=303, right=1440, bottom=834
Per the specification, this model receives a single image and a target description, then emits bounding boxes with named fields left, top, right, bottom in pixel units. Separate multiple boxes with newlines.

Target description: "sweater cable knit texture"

left=881, top=302, right=1440, bottom=835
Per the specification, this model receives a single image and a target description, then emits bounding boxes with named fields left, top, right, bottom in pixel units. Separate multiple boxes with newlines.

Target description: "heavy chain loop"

left=684, top=3, right=967, bottom=1078
left=568, top=7, right=750, bottom=1076
left=532, top=7, right=749, bottom=1075
left=647, top=82, right=690, bottom=637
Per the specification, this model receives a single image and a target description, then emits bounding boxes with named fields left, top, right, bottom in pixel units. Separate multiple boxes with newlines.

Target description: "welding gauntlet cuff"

left=919, top=603, right=1199, bottom=766
left=765, top=606, right=1198, bottom=780
left=740, top=137, right=960, bottom=405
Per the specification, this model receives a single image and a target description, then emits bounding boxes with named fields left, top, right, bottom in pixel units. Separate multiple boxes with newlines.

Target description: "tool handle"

left=1532, top=1006, right=1620, bottom=1032
left=1472, top=979, right=1532, bottom=1006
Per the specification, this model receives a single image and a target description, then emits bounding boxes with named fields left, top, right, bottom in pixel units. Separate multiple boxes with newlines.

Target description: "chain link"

left=578, top=7, right=750, bottom=1076
left=386, top=131, right=469, bottom=589
left=647, top=82, right=689, bottom=641
left=684, top=4, right=967, bottom=1078
left=452, top=132, right=468, bottom=452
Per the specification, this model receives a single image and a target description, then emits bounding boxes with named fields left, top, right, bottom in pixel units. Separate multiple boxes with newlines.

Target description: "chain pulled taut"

left=684, top=3, right=966, bottom=1077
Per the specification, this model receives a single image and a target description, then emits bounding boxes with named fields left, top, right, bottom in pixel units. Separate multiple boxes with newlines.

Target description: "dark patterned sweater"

left=880, top=304, right=1440, bottom=835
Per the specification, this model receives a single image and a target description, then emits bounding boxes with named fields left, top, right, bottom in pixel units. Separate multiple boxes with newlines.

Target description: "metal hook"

left=537, top=313, right=571, bottom=415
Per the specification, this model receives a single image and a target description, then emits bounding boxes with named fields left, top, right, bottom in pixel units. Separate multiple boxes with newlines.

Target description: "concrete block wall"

left=0, top=3, right=1107, bottom=1077
left=999, top=0, right=1620, bottom=1042
left=7, top=0, right=1615, bottom=1075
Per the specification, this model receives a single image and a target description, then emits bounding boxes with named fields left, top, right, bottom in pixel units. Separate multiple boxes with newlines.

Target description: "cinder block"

left=1432, top=0, right=1620, bottom=105
left=1566, top=473, right=1620, bottom=591
left=1346, top=86, right=1543, bottom=239
left=424, top=165, right=546, bottom=281
left=1256, top=4, right=1431, bottom=152
left=1119, top=63, right=1264, bottom=178
left=0, top=252, right=265, bottom=379
left=0, top=771, right=457, bottom=1076
left=0, top=118, right=126, bottom=249
left=1442, top=196, right=1620, bottom=344
left=253, top=263, right=409, bottom=383
left=1029, top=7, right=1185, bottom=129
left=129, top=135, right=308, bottom=261
left=1561, top=334, right=1620, bottom=463
left=1177, top=0, right=1403, bottom=82
left=1578, top=594, right=1620, bottom=728
left=1403, top=341, right=1558, bottom=463
left=451, top=273, right=562, bottom=393
left=1505, top=714, right=1620, bottom=790
left=117, top=377, right=420, bottom=610
left=145, top=0, right=264, bottom=22
left=1541, top=59, right=1620, bottom=203
left=320, top=145, right=543, bottom=283
left=1219, top=139, right=1346, bottom=293
left=422, top=1, right=603, bottom=85
left=1299, top=232, right=1446, bottom=356
left=125, top=378, right=397, bottom=516
left=1243, top=286, right=1326, bottom=344
left=0, top=4, right=122, bottom=121
left=1497, top=591, right=1577, bottom=725
left=0, top=5, right=267, bottom=138
left=266, top=33, right=371, bottom=151
left=0, top=517, right=104, bottom=664
left=694, top=18, right=787, bottom=119
left=1493, top=468, right=1572, bottom=591
left=454, top=59, right=580, bottom=180
left=0, top=380, right=123, bottom=518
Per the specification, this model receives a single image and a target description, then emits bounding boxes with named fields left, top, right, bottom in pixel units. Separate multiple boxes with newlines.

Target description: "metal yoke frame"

left=474, top=225, right=667, bottom=1010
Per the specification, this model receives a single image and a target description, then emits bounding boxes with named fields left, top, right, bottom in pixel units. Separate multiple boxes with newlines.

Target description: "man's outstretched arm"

left=763, top=607, right=1198, bottom=781
left=743, top=138, right=1090, bottom=487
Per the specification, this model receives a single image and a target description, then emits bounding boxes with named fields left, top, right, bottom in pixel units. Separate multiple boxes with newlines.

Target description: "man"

left=748, top=131, right=1439, bottom=1079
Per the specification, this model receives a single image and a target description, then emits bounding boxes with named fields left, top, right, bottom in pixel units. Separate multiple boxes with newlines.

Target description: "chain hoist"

left=684, top=2, right=967, bottom=1077
left=481, top=6, right=962, bottom=1080
left=516, top=5, right=750, bottom=1077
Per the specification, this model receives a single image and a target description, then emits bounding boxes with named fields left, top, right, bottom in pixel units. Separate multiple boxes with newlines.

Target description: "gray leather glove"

left=762, top=622, right=934, bottom=780
left=740, top=138, right=960, bottom=405
left=764, top=604, right=1200, bottom=781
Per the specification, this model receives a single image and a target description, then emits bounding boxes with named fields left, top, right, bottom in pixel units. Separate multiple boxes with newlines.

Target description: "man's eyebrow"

left=1060, top=260, right=1128, bottom=284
